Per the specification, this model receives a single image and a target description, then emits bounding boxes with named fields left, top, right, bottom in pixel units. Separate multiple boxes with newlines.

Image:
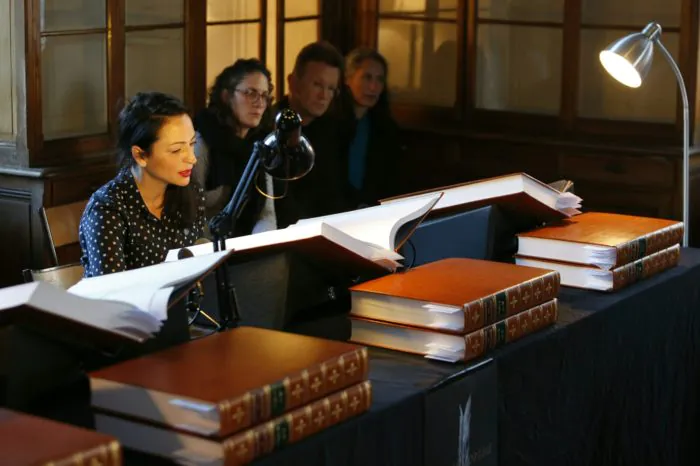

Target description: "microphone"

left=177, top=238, right=213, bottom=260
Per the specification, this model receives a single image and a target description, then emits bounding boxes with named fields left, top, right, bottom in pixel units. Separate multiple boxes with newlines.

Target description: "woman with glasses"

left=192, top=58, right=274, bottom=235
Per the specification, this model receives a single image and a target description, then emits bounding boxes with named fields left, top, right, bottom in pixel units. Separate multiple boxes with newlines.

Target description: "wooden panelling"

left=0, top=189, right=33, bottom=286
left=560, top=153, right=676, bottom=189
left=49, top=168, right=114, bottom=206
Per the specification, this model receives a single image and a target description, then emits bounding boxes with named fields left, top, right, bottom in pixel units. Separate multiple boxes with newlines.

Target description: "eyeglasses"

left=235, top=88, right=273, bottom=105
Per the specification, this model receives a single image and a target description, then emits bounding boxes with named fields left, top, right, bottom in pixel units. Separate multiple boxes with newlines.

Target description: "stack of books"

left=347, top=258, right=560, bottom=363
left=0, top=408, right=121, bottom=465
left=514, top=212, right=683, bottom=291
left=89, top=327, right=372, bottom=465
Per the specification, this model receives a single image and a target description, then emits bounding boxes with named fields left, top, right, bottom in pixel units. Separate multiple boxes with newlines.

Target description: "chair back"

left=41, top=199, right=89, bottom=265
left=22, top=263, right=85, bottom=290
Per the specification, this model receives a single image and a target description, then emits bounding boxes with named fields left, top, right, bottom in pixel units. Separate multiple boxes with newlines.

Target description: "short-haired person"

left=192, top=59, right=274, bottom=233
left=339, top=47, right=403, bottom=207
left=269, top=40, right=351, bottom=229
left=79, top=92, right=205, bottom=277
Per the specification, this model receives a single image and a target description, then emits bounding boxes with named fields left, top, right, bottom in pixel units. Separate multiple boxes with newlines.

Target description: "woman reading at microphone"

left=78, top=92, right=206, bottom=277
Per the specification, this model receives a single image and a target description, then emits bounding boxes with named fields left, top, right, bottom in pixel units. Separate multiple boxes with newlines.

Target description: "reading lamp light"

left=206, top=108, right=315, bottom=328
left=599, top=21, right=689, bottom=247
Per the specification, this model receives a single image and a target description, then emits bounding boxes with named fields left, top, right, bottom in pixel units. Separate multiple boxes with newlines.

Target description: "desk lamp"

left=599, top=21, right=689, bottom=247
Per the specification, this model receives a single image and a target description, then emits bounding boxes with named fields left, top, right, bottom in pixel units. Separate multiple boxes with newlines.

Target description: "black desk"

left=247, top=248, right=700, bottom=466
left=18, top=249, right=700, bottom=466
left=497, top=248, right=700, bottom=466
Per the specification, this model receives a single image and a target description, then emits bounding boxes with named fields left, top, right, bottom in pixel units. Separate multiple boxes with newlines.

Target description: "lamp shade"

left=255, top=108, right=315, bottom=199
left=599, top=22, right=662, bottom=88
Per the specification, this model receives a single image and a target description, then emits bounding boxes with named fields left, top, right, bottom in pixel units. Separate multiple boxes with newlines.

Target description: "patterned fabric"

left=78, top=168, right=205, bottom=277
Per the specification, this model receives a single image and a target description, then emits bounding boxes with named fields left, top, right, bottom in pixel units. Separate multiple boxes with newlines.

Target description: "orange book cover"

left=89, top=327, right=369, bottom=438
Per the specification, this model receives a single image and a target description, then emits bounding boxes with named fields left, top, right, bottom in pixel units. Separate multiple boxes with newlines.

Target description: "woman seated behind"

left=339, top=48, right=404, bottom=207
left=192, top=59, right=273, bottom=234
left=79, top=92, right=205, bottom=277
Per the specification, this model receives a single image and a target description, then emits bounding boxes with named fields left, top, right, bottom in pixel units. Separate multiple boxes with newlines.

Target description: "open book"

left=0, top=250, right=233, bottom=343
left=165, top=192, right=442, bottom=272
left=381, top=173, right=582, bottom=225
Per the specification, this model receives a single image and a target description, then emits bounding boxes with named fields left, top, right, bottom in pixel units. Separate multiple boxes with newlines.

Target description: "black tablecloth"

left=497, top=247, right=700, bottom=466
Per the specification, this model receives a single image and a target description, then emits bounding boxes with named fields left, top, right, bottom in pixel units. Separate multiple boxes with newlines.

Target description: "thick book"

left=516, top=212, right=683, bottom=269
left=516, top=244, right=680, bottom=291
left=0, top=250, right=233, bottom=343
left=350, top=299, right=558, bottom=363
left=89, top=326, right=369, bottom=438
left=381, top=173, right=582, bottom=225
left=95, top=380, right=371, bottom=466
left=165, top=192, right=443, bottom=273
left=0, top=408, right=121, bottom=466
left=348, top=258, right=559, bottom=333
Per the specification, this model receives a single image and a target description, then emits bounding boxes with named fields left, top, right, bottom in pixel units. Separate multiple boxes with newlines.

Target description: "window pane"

left=379, top=0, right=457, bottom=20
left=41, top=34, right=108, bottom=139
left=126, top=29, right=184, bottom=100
left=476, top=25, right=562, bottom=114
left=207, top=0, right=259, bottom=22
left=0, top=0, right=13, bottom=136
left=286, top=0, right=319, bottom=18
left=582, top=0, right=680, bottom=28
left=477, top=0, right=563, bottom=23
left=125, top=0, right=184, bottom=26
left=378, top=19, right=457, bottom=107
left=207, top=24, right=259, bottom=89
left=284, top=20, right=319, bottom=95
left=578, top=30, right=679, bottom=122
left=40, top=0, right=105, bottom=32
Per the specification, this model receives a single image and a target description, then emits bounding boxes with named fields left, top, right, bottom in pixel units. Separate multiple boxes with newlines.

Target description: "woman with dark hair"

left=193, top=58, right=274, bottom=234
left=340, top=47, right=403, bottom=207
left=79, top=92, right=205, bottom=277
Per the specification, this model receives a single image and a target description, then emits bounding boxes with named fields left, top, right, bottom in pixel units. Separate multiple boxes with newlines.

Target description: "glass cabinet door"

left=578, top=0, right=682, bottom=123
left=40, top=0, right=108, bottom=140
left=125, top=0, right=185, bottom=100
left=475, top=0, right=564, bottom=115
left=377, top=0, right=459, bottom=107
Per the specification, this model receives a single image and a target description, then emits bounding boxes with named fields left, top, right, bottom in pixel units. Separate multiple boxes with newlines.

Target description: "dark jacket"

left=269, top=97, right=353, bottom=228
left=193, top=109, right=267, bottom=236
left=335, top=89, right=404, bottom=207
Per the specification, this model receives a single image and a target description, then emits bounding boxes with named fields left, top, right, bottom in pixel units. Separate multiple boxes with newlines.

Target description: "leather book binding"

left=349, top=258, right=559, bottom=333
left=516, top=244, right=681, bottom=291
left=0, top=408, right=121, bottom=466
left=517, top=212, right=683, bottom=269
left=89, top=326, right=369, bottom=438
left=350, top=299, right=558, bottom=363
left=95, top=380, right=372, bottom=466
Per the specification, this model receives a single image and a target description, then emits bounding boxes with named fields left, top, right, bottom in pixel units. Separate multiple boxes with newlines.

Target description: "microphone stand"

left=207, top=141, right=265, bottom=330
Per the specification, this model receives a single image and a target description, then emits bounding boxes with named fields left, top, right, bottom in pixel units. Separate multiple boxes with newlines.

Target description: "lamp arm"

left=656, top=39, right=690, bottom=247
left=208, top=141, right=265, bottom=248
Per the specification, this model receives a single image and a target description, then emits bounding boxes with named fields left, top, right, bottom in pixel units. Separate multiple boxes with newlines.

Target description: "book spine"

left=223, top=381, right=372, bottom=466
left=463, top=271, right=560, bottom=333
left=463, top=299, right=558, bottom=363
left=612, top=244, right=680, bottom=291
left=54, top=440, right=122, bottom=466
left=615, top=223, right=683, bottom=267
left=219, top=347, right=369, bottom=437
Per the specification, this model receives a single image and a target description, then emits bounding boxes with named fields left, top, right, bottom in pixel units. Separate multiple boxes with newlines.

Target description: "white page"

left=295, top=192, right=442, bottom=250
left=0, top=281, right=160, bottom=341
left=164, top=222, right=404, bottom=267
left=69, top=250, right=232, bottom=304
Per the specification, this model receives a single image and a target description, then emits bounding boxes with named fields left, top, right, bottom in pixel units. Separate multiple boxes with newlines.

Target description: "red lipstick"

left=179, top=169, right=192, bottom=178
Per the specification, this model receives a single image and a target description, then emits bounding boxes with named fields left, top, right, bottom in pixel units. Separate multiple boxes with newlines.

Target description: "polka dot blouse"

left=79, top=168, right=206, bottom=278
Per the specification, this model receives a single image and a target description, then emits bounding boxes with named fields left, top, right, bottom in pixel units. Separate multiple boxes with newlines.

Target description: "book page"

left=164, top=222, right=404, bottom=267
left=68, top=250, right=232, bottom=312
left=295, top=192, right=442, bottom=250
left=0, top=282, right=161, bottom=341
